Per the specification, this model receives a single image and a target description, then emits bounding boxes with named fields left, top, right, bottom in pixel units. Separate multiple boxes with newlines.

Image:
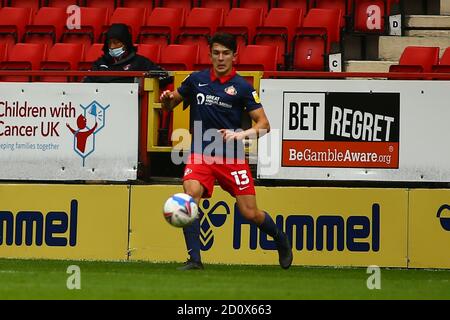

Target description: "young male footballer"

left=160, top=32, right=293, bottom=270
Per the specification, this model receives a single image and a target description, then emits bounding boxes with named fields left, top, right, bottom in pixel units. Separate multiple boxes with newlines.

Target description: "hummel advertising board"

left=0, top=83, right=138, bottom=181
left=258, top=79, right=450, bottom=182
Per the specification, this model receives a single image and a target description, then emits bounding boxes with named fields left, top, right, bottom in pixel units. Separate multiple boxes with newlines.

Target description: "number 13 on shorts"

left=231, top=170, right=250, bottom=186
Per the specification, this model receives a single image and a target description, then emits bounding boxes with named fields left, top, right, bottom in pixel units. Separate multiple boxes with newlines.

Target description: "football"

left=163, top=193, right=199, bottom=228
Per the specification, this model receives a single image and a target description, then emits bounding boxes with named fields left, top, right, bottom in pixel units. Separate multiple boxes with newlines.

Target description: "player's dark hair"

left=209, top=32, right=237, bottom=53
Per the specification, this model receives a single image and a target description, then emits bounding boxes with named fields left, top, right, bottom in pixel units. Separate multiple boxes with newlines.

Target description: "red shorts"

left=183, top=153, right=256, bottom=198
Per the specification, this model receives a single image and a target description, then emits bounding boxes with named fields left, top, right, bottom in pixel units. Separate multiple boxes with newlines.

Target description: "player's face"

left=210, top=43, right=236, bottom=77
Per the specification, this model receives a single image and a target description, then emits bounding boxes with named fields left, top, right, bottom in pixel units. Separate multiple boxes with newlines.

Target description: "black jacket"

left=83, top=51, right=171, bottom=86
left=83, top=23, right=171, bottom=86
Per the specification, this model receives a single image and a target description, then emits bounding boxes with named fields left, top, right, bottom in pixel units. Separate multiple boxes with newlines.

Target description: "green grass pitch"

left=0, top=258, right=449, bottom=300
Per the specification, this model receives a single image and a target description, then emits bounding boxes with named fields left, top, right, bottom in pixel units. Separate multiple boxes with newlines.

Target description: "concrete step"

left=405, top=30, right=450, bottom=37
left=378, top=35, right=450, bottom=61
left=406, top=15, right=450, bottom=29
left=345, top=60, right=395, bottom=73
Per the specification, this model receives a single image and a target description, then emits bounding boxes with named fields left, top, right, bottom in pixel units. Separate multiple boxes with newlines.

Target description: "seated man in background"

left=83, top=23, right=171, bottom=87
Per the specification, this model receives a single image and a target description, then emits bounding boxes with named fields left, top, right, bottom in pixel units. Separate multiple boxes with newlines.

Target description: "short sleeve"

left=241, top=81, right=262, bottom=112
left=177, top=74, right=193, bottom=100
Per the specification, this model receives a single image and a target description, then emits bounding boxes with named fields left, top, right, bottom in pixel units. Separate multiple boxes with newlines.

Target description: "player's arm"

left=220, top=107, right=271, bottom=141
left=160, top=89, right=184, bottom=111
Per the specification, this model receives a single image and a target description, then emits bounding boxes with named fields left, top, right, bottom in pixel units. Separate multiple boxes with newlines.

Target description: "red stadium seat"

left=138, top=7, right=184, bottom=46
left=62, top=7, right=109, bottom=46
left=108, top=7, right=147, bottom=43
left=159, top=0, right=192, bottom=19
left=0, top=43, right=47, bottom=81
left=0, top=7, right=33, bottom=46
left=159, top=44, right=199, bottom=71
left=193, top=47, right=212, bottom=70
left=177, top=8, right=224, bottom=48
left=24, top=7, right=68, bottom=47
left=238, top=0, right=270, bottom=17
left=292, top=34, right=326, bottom=70
left=296, top=8, right=342, bottom=53
left=389, top=46, right=440, bottom=78
left=46, top=0, right=81, bottom=7
left=313, top=0, right=348, bottom=28
left=274, top=0, right=309, bottom=14
left=137, top=43, right=161, bottom=63
left=84, top=0, right=116, bottom=10
left=397, top=46, right=440, bottom=72
left=0, top=43, right=7, bottom=62
left=353, top=0, right=387, bottom=34
left=440, top=47, right=450, bottom=65
left=237, top=44, right=278, bottom=71
left=121, top=0, right=153, bottom=9
left=78, top=42, right=103, bottom=70
left=40, top=42, right=84, bottom=81
left=254, top=8, right=302, bottom=69
left=217, top=8, right=263, bottom=47
left=8, top=0, right=40, bottom=12
left=198, top=0, right=234, bottom=15
left=42, top=43, right=84, bottom=69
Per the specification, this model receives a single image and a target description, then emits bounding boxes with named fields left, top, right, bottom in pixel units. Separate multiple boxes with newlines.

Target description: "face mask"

left=109, top=47, right=125, bottom=58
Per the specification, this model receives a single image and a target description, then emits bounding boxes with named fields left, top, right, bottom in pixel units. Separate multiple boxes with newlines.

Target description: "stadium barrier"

left=1, top=183, right=449, bottom=269
left=0, top=184, right=130, bottom=261
left=129, top=185, right=409, bottom=268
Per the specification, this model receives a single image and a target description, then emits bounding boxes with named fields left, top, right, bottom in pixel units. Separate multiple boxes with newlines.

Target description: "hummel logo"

left=198, top=83, right=209, bottom=87
left=238, top=186, right=250, bottom=191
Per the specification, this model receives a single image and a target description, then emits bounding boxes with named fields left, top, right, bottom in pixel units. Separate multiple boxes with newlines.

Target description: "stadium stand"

left=0, top=42, right=46, bottom=81
left=178, top=8, right=223, bottom=43
left=313, top=0, right=348, bottom=28
left=238, top=0, right=270, bottom=17
left=159, top=0, right=192, bottom=19
left=159, top=44, right=199, bottom=71
left=138, top=7, right=184, bottom=46
left=23, top=7, right=68, bottom=48
left=198, top=0, right=235, bottom=15
left=176, top=7, right=224, bottom=48
left=217, top=8, right=263, bottom=48
left=291, top=7, right=342, bottom=71
left=291, top=32, right=326, bottom=71
left=84, top=0, right=116, bottom=10
left=193, top=45, right=213, bottom=70
left=236, top=44, right=278, bottom=71
left=40, top=42, right=84, bottom=82
left=433, top=47, right=450, bottom=73
left=389, top=46, right=440, bottom=75
left=46, top=0, right=80, bottom=8
left=0, top=42, right=7, bottom=62
left=137, top=43, right=161, bottom=63
left=61, top=6, right=109, bottom=47
left=274, top=0, right=309, bottom=14
left=0, top=1, right=447, bottom=76
left=254, top=7, right=302, bottom=69
left=121, top=0, right=153, bottom=9
left=0, top=7, right=33, bottom=47
left=7, top=0, right=40, bottom=12
left=78, top=42, right=103, bottom=70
